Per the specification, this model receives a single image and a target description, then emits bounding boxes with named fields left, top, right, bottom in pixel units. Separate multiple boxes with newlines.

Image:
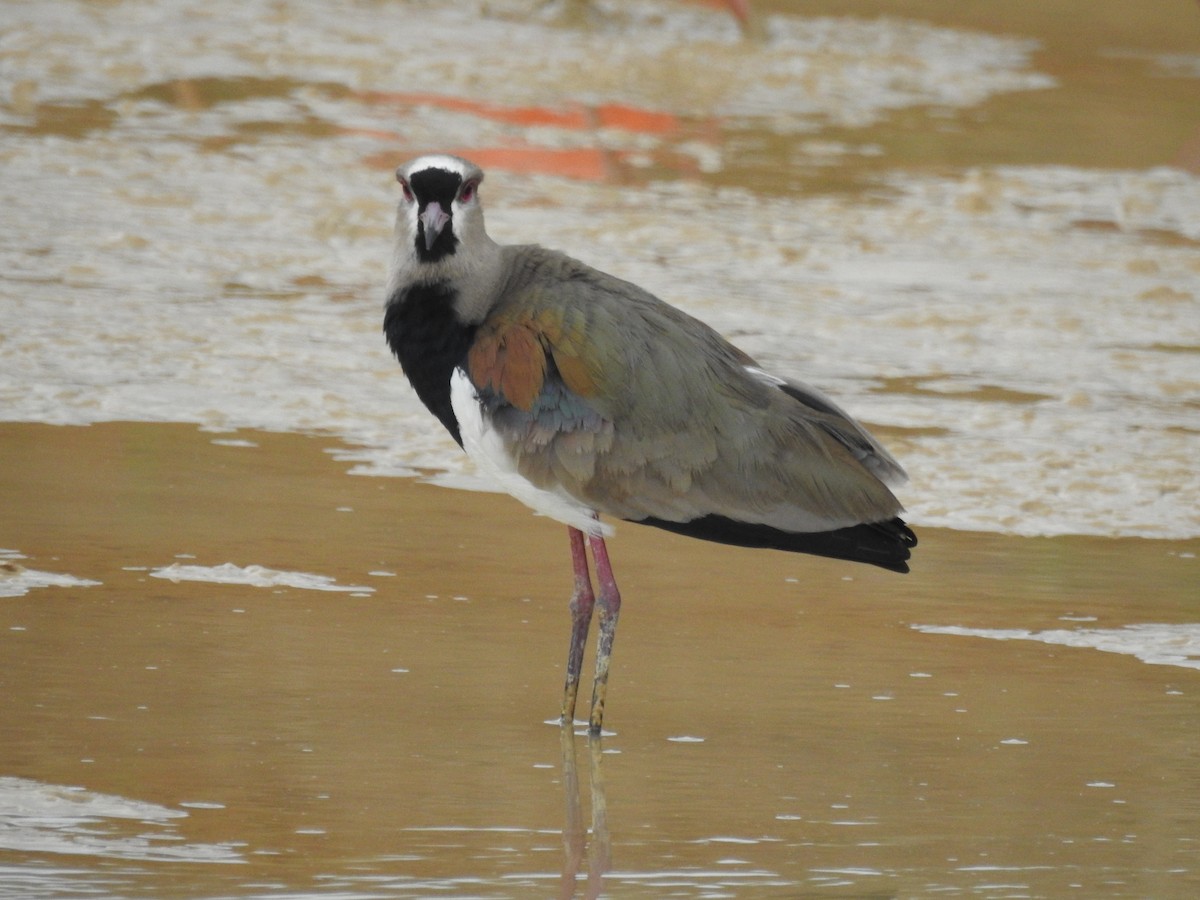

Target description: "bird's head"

left=393, top=154, right=488, bottom=265
left=387, top=154, right=504, bottom=324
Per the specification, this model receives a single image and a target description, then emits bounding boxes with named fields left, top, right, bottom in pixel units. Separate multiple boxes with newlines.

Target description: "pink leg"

left=561, top=526, right=595, bottom=725
left=586, top=533, right=622, bottom=734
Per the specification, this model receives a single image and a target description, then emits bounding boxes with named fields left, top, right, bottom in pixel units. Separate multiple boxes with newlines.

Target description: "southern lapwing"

left=384, top=154, right=916, bottom=734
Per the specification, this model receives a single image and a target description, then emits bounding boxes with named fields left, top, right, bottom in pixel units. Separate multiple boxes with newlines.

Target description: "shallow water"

left=1, top=422, right=1198, bottom=898
left=2, top=0, right=1199, bottom=896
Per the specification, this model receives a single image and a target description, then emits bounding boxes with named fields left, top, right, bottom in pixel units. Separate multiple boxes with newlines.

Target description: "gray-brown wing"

left=483, top=246, right=906, bottom=534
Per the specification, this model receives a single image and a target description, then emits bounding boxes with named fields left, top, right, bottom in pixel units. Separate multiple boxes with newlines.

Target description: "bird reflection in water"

left=559, top=729, right=611, bottom=899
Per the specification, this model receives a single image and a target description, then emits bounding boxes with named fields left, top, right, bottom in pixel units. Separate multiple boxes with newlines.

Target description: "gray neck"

left=386, top=234, right=504, bottom=325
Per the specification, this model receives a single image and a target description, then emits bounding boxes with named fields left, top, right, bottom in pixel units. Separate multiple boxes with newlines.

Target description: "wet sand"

left=2, top=421, right=1197, bottom=897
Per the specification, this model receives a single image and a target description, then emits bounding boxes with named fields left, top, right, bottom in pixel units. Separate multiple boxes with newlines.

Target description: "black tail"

left=634, top=514, right=917, bottom=573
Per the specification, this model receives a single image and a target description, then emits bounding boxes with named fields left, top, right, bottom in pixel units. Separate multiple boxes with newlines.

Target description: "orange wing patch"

left=468, top=323, right=546, bottom=411
left=468, top=308, right=598, bottom=411
left=550, top=348, right=596, bottom=399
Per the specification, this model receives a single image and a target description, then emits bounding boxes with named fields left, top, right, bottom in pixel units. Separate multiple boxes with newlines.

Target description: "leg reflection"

left=558, top=726, right=585, bottom=900
left=586, top=734, right=611, bottom=886
left=559, top=726, right=611, bottom=899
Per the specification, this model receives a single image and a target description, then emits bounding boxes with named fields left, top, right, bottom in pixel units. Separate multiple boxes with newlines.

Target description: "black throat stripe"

left=409, top=168, right=462, bottom=262
left=383, top=280, right=476, bottom=447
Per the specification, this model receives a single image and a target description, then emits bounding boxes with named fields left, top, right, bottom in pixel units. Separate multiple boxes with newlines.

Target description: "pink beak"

left=420, top=202, right=450, bottom=251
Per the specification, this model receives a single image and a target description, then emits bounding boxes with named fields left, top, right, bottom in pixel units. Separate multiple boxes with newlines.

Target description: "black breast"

left=383, top=281, right=477, bottom=447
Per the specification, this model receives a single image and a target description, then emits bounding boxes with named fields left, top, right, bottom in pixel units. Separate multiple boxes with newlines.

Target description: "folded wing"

left=463, top=246, right=914, bottom=569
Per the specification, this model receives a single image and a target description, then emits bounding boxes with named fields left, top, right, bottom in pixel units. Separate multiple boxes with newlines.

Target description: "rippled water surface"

left=2, top=0, right=1199, bottom=897
left=3, top=422, right=1198, bottom=898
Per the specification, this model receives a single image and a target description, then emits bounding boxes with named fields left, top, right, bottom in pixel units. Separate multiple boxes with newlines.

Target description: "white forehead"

left=397, top=154, right=483, bottom=183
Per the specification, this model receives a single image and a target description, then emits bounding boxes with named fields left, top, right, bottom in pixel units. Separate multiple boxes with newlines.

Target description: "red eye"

left=397, top=175, right=414, bottom=203
left=459, top=180, right=476, bottom=204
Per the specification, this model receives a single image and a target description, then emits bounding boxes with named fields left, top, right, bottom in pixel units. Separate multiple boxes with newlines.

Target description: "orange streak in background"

left=594, top=103, right=679, bottom=135
left=360, top=145, right=612, bottom=180
left=358, top=91, right=684, bottom=136
left=356, top=91, right=712, bottom=180
left=462, top=147, right=611, bottom=181
left=359, top=91, right=590, bottom=130
left=687, top=0, right=752, bottom=26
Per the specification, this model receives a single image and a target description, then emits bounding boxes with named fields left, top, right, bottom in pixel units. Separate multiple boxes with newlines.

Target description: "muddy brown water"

left=3, top=0, right=1199, bottom=896
left=2, top=422, right=1197, bottom=897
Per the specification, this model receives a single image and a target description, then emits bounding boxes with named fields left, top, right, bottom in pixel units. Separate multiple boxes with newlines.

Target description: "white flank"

left=449, top=368, right=611, bottom=537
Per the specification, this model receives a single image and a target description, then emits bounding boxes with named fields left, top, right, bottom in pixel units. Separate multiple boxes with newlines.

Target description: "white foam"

left=913, top=623, right=1200, bottom=671
left=0, top=777, right=242, bottom=863
left=0, top=552, right=101, bottom=598
left=0, top=1, right=1050, bottom=127
left=149, top=563, right=374, bottom=593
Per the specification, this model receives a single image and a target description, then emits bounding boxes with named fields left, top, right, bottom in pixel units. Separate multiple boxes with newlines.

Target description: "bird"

left=383, top=154, right=916, bottom=734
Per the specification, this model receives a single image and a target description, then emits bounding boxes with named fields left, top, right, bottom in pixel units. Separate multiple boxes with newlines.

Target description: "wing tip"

left=635, top=514, right=917, bottom=573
